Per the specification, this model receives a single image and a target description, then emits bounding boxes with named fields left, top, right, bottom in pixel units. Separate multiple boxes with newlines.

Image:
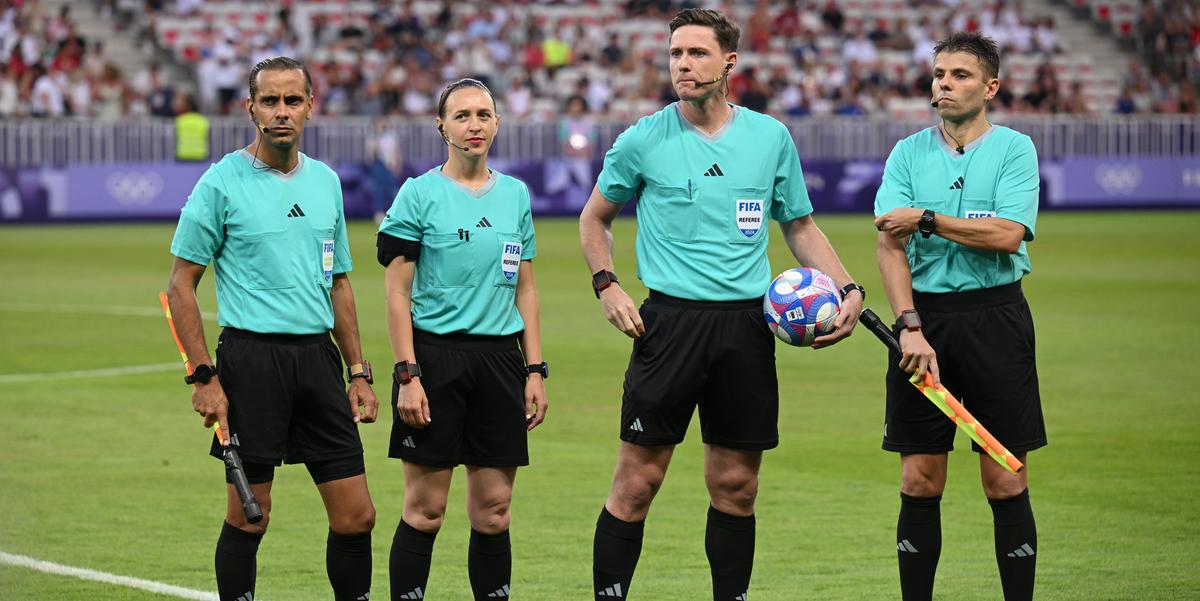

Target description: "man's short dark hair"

left=668, top=8, right=740, bottom=54
left=248, top=56, right=312, bottom=100
left=933, top=32, right=1001, bottom=80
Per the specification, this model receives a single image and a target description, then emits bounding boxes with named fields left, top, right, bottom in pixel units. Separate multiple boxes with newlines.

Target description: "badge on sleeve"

left=322, top=239, right=335, bottom=283
left=501, top=241, right=522, bottom=282
left=965, top=210, right=996, bottom=219
left=736, top=199, right=764, bottom=238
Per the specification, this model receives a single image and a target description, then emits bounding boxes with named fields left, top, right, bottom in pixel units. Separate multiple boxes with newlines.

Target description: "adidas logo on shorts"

left=628, top=418, right=644, bottom=432
left=402, top=436, right=416, bottom=448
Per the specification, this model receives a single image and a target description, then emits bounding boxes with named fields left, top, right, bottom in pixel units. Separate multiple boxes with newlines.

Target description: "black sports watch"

left=185, top=364, right=218, bottom=385
left=840, top=283, right=866, bottom=302
left=348, top=361, right=373, bottom=385
left=918, top=209, right=937, bottom=239
left=592, top=270, right=620, bottom=298
left=394, top=360, right=422, bottom=385
left=526, top=362, right=549, bottom=379
left=895, top=309, right=922, bottom=332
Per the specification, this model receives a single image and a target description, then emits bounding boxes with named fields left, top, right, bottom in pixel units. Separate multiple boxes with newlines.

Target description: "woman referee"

left=376, top=79, right=547, bottom=601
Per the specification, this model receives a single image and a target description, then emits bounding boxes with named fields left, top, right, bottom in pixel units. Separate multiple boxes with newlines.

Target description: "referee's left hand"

left=347, top=379, right=378, bottom=424
left=812, top=292, right=863, bottom=349
left=525, top=375, right=547, bottom=431
left=874, top=208, right=923, bottom=238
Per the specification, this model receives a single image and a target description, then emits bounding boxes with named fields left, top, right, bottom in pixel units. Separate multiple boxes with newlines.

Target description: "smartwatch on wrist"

left=526, top=361, right=549, bottom=379
left=394, top=360, right=422, bottom=385
left=347, top=361, right=373, bottom=385
left=895, top=309, right=922, bottom=332
left=918, top=209, right=937, bottom=239
left=592, top=270, right=619, bottom=298
left=185, top=364, right=218, bottom=385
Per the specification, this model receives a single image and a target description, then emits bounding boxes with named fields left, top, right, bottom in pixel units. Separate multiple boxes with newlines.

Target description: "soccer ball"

left=763, top=267, right=842, bottom=346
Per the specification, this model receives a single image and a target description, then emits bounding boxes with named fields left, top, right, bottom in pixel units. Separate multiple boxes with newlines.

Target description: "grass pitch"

left=1, top=212, right=1198, bottom=600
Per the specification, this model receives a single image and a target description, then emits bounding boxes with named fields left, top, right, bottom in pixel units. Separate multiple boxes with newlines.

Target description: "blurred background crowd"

left=1, top=0, right=1197, bottom=120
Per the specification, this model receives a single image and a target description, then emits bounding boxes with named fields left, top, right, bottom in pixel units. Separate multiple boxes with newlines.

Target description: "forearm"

left=330, top=274, right=364, bottom=366
left=934, top=215, right=1023, bottom=254
left=384, top=260, right=417, bottom=364
left=166, top=262, right=212, bottom=367
left=579, top=186, right=620, bottom=274
left=782, top=216, right=855, bottom=288
left=877, top=234, right=917, bottom=317
left=515, top=266, right=543, bottom=365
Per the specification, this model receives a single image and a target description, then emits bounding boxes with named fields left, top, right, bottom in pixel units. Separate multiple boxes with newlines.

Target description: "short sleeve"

left=333, top=177, right=353, bottom=274
left=769, top=127, right=814, bottom=222
left=378, top=177, right=423, bottom=241
left=993, top=135, right=1039, bottom=241
left=169, top=166, right=227, bottom=265
left=519, top=182, right=537, bottom=260
left=875, top=138, right=915, bottom=216
left=596, top=124, right=643, bottom=203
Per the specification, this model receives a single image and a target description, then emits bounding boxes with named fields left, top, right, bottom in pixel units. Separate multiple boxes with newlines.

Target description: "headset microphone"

left=250, top=109, right=269, bottom=134
left=439, top=125, right=473, bottom=152
left=931, top=98, right=940, bottom=107
left=694, top=63, right=732, bottom=87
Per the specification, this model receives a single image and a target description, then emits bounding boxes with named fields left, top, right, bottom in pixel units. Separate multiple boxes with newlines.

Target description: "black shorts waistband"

left=221, top=327, right=331, bottom=346
left=914, top=281, right=1024, bottom=313
left=648, top=290, right=760, bottom=311
left=413, top=329, right=520, bottom=352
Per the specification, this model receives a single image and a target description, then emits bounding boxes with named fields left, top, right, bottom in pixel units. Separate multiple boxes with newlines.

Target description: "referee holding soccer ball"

left=579, top=9, right=863, bottom=600
left=376, top=78, right=547, bottom=601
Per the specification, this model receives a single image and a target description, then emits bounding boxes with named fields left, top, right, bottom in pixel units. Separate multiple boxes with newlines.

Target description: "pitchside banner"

left=1, top=159, right=1196, bottom=222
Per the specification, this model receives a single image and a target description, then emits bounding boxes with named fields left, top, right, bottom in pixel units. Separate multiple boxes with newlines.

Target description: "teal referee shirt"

left=378, top=167, right=537, bottom=336
left=597, top=103, right=813, bottom=301
left=875, top=125, right=1039, bottom=293
left=170, top=150, right=353, bottom=334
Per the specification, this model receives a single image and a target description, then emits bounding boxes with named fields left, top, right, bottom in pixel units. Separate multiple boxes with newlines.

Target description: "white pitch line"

left=0, top=302, right=218, bottom=321
left=0, top=551, right=219, bottom=601
left=0, top=362, right=180, bottom=384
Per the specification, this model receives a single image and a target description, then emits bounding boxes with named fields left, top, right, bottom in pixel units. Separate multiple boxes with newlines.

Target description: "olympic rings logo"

left=106, top=171, right=164, bottom=206
left=1094, top=163, right=1142, bottom=195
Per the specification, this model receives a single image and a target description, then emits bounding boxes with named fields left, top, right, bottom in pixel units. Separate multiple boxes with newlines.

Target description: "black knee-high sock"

left=469, top=529, right=512, bottom=600
left=215, top=522, right=263, bottom=601
left=593, top=507, right=644, bottom=600
left=897, top=493, right=942, bottom=601
left=989, top=489, right=1037, bottom=601
left=705, top=506, right=755, bottom=601
left=327, top=530, right=372, bottom=601
left=390, top=520, right=437, bottom=601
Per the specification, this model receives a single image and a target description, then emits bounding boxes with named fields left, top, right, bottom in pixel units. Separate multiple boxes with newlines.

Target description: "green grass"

left=1, top=212, right=1198, bottom=600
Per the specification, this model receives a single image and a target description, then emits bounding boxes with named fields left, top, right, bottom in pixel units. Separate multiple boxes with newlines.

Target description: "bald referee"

left=580, top=9, right=864, bottom=600
left=874, top=33, right=1045, bottom=601
left=166, top=57, right=377, bottom=601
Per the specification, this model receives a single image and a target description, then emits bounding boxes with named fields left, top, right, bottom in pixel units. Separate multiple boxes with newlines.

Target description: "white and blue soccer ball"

left=763, top=267, right=842, bottom=346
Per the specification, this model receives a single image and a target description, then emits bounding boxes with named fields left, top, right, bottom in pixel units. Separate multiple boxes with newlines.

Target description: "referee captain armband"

left=376, top=233, right=422, bottom=267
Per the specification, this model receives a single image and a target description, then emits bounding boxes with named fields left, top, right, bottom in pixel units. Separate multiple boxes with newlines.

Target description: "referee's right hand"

left=397, top=380, right=431, bottom=429
left=898, top=330, right=941, bottom=387
left=192, top=378, right=231, bottom=446
left=599, top=285, right=645, bottom=338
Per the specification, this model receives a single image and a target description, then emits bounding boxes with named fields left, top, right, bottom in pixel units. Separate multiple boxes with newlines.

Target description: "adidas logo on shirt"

left=397, top=586, right=424, bottom=599
left=487, top=584, right=511, bottom=597
left=402, top=436, right=416, bottom=449
left=628, top=418, right=644, bottom=432
left=286, top=203, right=306, bottom=218
left=597, top=583, right=624, bottom=597
left=477, top=217, right=493, bottom=228
left=703, top=163, right=725, bottom=177
left=1007, top=543, right=1036, bottom=558
left=949, top=176, right=965, bottom=190
left=897, top=539, right=919, bottom=553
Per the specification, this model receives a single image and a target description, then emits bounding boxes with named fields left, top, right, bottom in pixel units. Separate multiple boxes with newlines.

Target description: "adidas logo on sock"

left=948, top=176, right=964, bottom=190
left=397, top=586, right=424, bottom=599
left=286, top=203, right=306, bottom=218
left=897, top=539, right=919, bottom=553
left=597, top=583, right=624, bottom=597
left=355, top=593, right=370, bottom=600
left=402, top=436, right=416, bottom=448
left=477, top=216, right=492, bottom=228
left=703, top=163, right=725, bottom=177
left=487, top=584, right=510, bottom=597
left=735, top=593, right=748, bottom=600
left=628, top=418, right=644, bottom=432
left=1007, top=543, right=1035, bottom=558
left=234, top=593, right=254, bottom=601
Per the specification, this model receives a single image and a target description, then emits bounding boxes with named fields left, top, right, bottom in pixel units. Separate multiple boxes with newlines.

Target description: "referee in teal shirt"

left=874, top=33, right=1045, bottom=601
left=167, top=57, right=377, bottom=601
left=376, top=79, right=547, bottom=601
left=580, top=10, right=864, bottom=601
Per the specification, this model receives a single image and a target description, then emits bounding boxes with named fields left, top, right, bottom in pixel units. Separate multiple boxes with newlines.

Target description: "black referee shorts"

left=620, top=291, right=779, bottom=451
left=389, top=329, right=529, bottom=468
left=883, top=281, right=1046, bottom=456
left=210, top=328, right=364, bottom=472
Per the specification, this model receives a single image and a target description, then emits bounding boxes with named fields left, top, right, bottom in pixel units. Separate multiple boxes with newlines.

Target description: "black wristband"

left=840, top=283, right=865, bottom=302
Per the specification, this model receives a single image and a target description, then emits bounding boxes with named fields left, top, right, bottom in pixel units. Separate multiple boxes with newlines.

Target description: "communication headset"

left=438, top=123, right=473, bottom=152
left=695, top=62, right=733, bottom=88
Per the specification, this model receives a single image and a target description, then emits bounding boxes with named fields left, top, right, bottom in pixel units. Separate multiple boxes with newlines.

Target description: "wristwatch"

left=839, top=282, right=866, bottom=302
left=347, top=361, right=373, bottom=385
left=592, top=270, right=620, bottom=298
left=895, top=309, right=922, bottom=332
left=918, top=209, right=937, bottom=239
left=185, top=364, right=218, bottom=385
left=526, top=361, right=549, bottom=379
left=394, top=360, right=422, bottom=385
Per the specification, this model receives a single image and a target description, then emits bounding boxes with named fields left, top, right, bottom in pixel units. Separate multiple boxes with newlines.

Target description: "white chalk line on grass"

left=0, top=551, right=219, bottom=600
left=0, top=302, right=218, bottom=321
left=0, top=362, right=180, bottom=384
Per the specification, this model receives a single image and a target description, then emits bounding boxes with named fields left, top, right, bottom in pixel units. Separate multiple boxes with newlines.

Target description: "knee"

left=228, top=510, right=270, bottom=535
left=469, top=498, right=512, bottom=534
left=404, top=503, right=446, bottom=534
left=610, top=475, right=662, bottom=518
left=983, top=479, right=1027, bottom=500
left=708, top=472, right=759, bottom=515
left=332, top=505, right=376, bottom=535
left=901, top=472, right=945, bottom=497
